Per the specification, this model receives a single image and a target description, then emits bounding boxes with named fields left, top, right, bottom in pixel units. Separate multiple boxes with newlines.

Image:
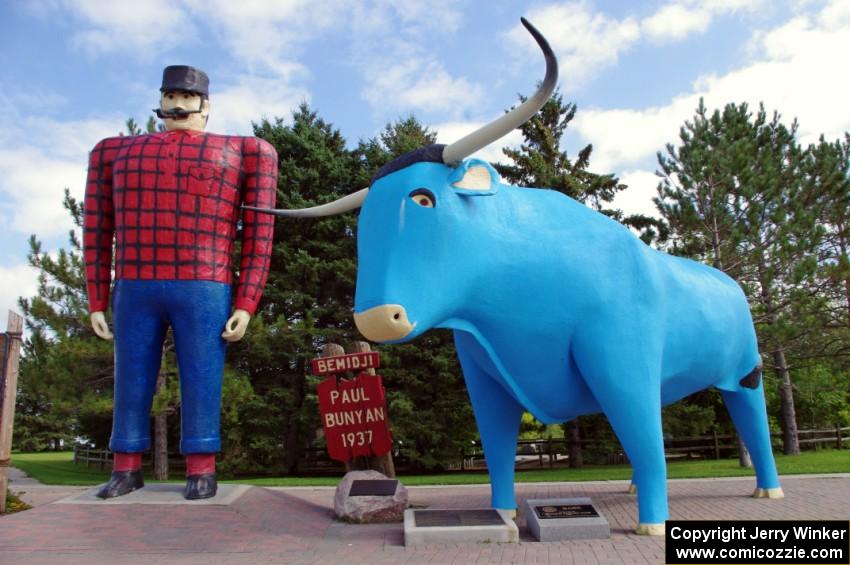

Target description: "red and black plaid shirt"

left=84, top=130, right=277, bottom=315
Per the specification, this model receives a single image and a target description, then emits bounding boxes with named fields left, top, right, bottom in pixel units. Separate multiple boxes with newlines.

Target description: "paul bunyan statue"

left=84, top=65, right=277, bottom=499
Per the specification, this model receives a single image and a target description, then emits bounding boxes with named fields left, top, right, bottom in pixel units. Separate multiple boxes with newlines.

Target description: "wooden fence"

left=73, top=445, right=185, bottom=473
left=73, top=445, right=111, bottom=470
left=74, top=425, right=848, bottom=474
left=452, top=425, right=850, bottom=470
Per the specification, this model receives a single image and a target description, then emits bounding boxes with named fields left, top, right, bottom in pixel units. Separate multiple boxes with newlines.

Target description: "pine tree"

left=15, top=190, right=114, bottom=450
left=806, top=135, right=850, bottom=334
left=494, top=90, right=625, bottom=211
left=656, top=100, right=822, bottom=455
left=226, top=103, right=361, bottom=474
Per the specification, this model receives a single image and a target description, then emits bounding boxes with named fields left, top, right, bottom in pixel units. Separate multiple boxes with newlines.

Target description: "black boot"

left=184, top=473, right=217, bottom=500
left=96, top=470, right=144, bottom=499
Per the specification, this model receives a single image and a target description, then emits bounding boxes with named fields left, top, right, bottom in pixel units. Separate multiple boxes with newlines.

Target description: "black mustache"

left=153, top=107, right=204, bottom=119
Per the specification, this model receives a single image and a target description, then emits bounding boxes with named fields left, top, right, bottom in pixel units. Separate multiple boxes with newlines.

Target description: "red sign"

left=311, top=352, right=380, bottom=376
left=317, top=373, right=392, bottom=462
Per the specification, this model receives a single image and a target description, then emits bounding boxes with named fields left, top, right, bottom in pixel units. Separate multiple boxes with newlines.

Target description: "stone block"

left=404, top=508, right=519, bottom=546
left=523, top=497, right=610, bottom=541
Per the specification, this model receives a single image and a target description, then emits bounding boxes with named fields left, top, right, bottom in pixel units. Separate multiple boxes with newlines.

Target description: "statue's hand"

left=221, top=309, right=251, bottom=342
left=91, top=311, right=114, bottom=341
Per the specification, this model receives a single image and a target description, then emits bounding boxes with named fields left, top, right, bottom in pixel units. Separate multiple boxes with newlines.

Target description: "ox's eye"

left=409, top=188, right=436, bottom=208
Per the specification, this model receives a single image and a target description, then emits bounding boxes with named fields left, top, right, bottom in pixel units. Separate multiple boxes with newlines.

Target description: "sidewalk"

left=2, top=469, right=848, bottom=564
left=5, top=467, right=88, bottom=507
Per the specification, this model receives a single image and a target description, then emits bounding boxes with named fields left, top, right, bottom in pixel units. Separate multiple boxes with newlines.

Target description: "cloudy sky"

left=1, top=0, right=848, bottom=322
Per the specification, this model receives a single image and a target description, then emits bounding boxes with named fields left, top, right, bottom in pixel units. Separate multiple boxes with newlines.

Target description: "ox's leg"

left=605, top=392, right=667, bottom=535
left=573, top=337, right=667, bottom=534
left=455, top=332, right=523, bottom=513
left=721, top=384, right=783, bottom=498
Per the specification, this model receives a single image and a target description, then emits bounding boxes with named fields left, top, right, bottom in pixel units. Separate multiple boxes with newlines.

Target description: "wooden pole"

left=346, top=341, right=396, bottom=478
left=319, top=344, right=349, bottom=472
left=0, top=311, right=24, bottom=513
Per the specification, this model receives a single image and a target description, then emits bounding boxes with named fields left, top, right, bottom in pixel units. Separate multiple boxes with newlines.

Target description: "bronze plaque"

left=414, top=509, right=504, bottom=527
left=534, top=504, right=600, bottom=520
left=349, top=479, right=398, bottom=497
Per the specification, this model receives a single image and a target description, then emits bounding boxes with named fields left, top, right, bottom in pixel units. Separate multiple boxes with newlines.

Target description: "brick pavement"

left=0, top=474, right=847, bottom=564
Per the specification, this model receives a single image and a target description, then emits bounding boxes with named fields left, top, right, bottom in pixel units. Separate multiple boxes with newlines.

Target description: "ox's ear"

left=448, top=159, right=499, bottom=196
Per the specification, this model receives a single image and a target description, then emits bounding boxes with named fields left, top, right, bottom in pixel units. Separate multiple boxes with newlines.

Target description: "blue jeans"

left=110, top=280, right=231, bottom=454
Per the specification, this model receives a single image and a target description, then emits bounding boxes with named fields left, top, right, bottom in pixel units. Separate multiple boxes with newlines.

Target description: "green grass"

left=12, top=449, right=848, bottom=487
left=11, top=452, right=112, bottom=486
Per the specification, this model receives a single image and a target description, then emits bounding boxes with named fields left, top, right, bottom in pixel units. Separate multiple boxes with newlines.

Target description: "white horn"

left=243, top=187, right=368, bottom=218
left=441, top=17, right=558, bottom=166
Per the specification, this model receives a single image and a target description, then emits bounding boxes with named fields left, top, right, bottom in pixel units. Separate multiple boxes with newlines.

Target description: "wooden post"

left=319, top=344, right=350, bottom=472
left=347, top=341, right=396, bottom=478
left=837, top=425, right=843, bottom=450
left=713, top=430, right=720, bottom=460
left=0, top=311, right=24, bottom=513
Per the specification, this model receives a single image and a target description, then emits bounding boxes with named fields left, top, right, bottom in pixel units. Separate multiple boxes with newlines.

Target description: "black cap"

left=160, top=65, right=209, bottom=96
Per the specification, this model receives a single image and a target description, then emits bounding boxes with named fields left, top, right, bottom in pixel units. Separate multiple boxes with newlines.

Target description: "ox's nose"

left=353, top=304, right=415, bottom=342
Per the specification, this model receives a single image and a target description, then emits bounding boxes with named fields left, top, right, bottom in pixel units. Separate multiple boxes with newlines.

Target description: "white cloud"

left=575, top=94, right=698, bottom=173
left=188, top=0, right=341, bottom=78
left=58, top=0, right=340, bottom=88
left=0, top=263, right=39, bottom=326
left=350, top=0, right=462, bottom=36
left=0, top=148, right=84, bottom=236
left=0, top=109, right=120, bottom=239
left=61, top=0, right=194, bottom=57
left=643, top=0, right=767, bottom=44
left=207, top=76, right=309, bottom=135
left=509, top=0, right=768, bottom=91
left=346, top=0, right=478, bottom=118
left=615, top=169, right=662, bottom=218
left=571, top=0, right=850, bottom=222
left=507, top=2, right=641, bottom=91
left=642, top=4, right=711, bottom=42
left=576, top=0, right=850, bottom=175
left=349, top=2, right=483, bottom=119
left=818, top=0, right=850, bottom=27
left=362, top=58, right=484, bottom=117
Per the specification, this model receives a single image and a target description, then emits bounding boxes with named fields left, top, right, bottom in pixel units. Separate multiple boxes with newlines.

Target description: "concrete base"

left=523, top=497, right=610, bottom=542
left=404, top=508, right=518, bottom=546
left=56, top=483, right=251, bottom=505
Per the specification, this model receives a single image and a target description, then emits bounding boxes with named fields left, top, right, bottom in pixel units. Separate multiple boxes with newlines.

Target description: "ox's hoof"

left=753, top=487, right=784, bottom=499
left=497, top=508, right=517, bottom=520
left=627, top=483, right=637, bottom=495
left=635, top=523, right=665, bottom=536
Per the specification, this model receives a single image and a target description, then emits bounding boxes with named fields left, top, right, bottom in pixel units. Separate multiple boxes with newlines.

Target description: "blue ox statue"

left=249, top=19, right=783, bottom=535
